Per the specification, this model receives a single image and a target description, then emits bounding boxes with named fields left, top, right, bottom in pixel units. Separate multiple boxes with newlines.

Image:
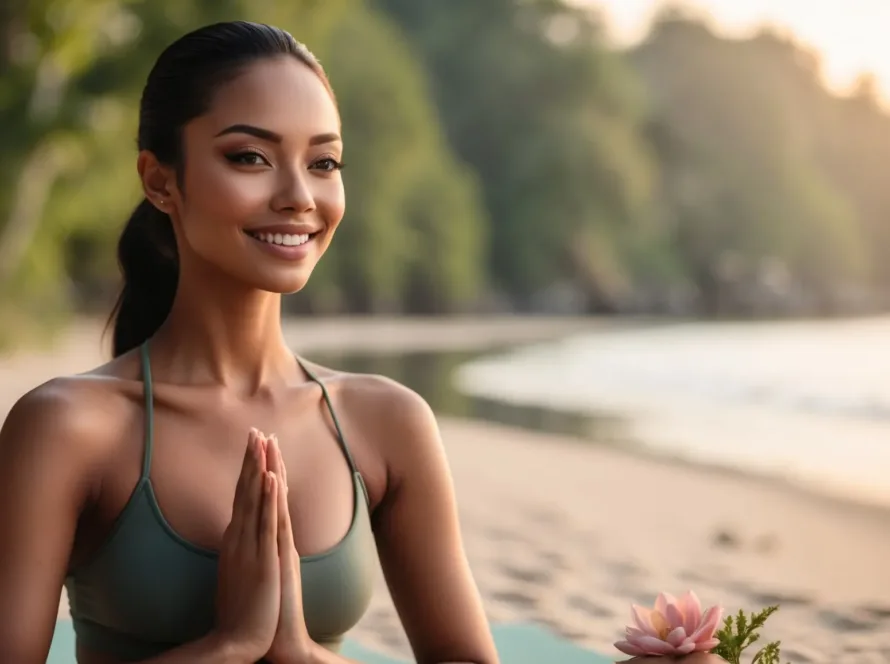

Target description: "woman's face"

left=173, top=55, right=344, bottom=294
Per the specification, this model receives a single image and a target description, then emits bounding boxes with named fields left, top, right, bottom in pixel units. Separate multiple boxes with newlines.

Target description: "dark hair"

left=108, top=21, right=334, bottom=357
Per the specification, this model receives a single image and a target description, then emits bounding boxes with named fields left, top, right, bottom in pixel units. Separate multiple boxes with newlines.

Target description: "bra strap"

left=296, top=357, right=360, bottom=477
left=139, top=342, right=155, bottom=481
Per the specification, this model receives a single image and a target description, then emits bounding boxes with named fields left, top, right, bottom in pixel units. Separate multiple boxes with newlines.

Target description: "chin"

left=256, top=263, right=319, bottom=293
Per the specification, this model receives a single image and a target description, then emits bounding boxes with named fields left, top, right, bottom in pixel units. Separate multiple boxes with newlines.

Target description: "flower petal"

left=679, top=591, right=702, bottom=634
left=655, top=592, right=678, bottom=617
left=633, top=636, right=679, bottom=655
left=675, top=641, right=697, bottom=654
left=665, top=601, right=685, bottom=629
left=693, top=637, right=721, bottom=652
left=650, top=610, right=670, bottom=635
left=625, top=627, right=647, bottom=639
left=631, top=605, right=656, bottom=635
left=666, top=626, right=687, bottom=647
left=614, top=640, right=647, bottom=656
left=691, top=605, right=724, bottom=641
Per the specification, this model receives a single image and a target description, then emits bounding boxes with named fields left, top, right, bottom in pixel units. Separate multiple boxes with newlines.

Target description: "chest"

left=92, top=385, right=365, bottom=558
left=66, top=472, right=377, bottom=650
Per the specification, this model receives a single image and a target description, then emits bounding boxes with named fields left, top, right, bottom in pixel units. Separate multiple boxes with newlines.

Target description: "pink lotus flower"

left=615, top=591, right=723, bottom=657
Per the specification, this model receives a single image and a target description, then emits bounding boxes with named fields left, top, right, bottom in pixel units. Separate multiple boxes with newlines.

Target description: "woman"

left=0, top=21, right=724, bottom=664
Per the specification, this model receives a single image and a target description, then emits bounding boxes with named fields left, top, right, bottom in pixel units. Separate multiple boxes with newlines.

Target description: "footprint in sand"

left=567, top=594, right=615, bottom=619
left=603, top=558, right=647, bottom=580
left=818, top=607, right=878, bottom=632
left=484, top=525, right=526, bottom=543
left=490, top=588, right=538, bottom=609
left=499, top=562, right=553, bottom=586
left=711, top=528, right=742, bottom=550
left=536, top=549, right=570, bottom=571
left=780, top=645, right=827, bottom=663
left=861, top=602, right=890, bottom=620
left=746, top=589, right=814, bottom=608
left=678, top=563, right=732, bottom=586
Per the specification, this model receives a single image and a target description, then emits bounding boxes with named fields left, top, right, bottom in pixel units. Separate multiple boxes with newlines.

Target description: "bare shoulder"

left=299, top=360, right=440, bottom=469
left=0, top=355, right=141, bottom=478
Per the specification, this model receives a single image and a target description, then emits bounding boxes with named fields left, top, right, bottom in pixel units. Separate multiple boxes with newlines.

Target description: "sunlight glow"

left=574, top=0, right=890, bottom=99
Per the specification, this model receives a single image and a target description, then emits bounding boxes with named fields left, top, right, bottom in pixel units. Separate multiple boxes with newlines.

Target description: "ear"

left=137, top=150, right=177, bottom=214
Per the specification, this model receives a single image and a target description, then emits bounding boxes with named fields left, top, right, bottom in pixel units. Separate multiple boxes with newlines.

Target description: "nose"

left=271, top=167, right=316, bottom=214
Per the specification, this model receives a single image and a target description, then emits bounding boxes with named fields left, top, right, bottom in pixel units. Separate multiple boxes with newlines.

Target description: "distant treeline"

left=2, top=1, right=889, bottom=345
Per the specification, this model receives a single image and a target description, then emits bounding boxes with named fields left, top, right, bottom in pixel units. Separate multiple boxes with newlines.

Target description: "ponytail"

left=107, top=199, right=179, bottom=357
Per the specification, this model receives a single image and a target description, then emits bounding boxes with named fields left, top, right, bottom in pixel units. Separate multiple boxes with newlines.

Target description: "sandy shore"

left=2, top=317, right=889, bottom=663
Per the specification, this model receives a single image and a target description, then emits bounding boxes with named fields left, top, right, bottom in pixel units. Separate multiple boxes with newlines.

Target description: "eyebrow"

left=214, top=124, right=341, bottom=146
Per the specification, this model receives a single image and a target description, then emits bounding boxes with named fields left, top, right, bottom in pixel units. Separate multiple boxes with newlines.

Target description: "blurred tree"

left=375, top=0, right=659, bottom=312
left=298, top=2, right=488, bottom=314
left=1, top=0, right=488, bottom=348
left=5, top=0, right=890, bottom=350
left=631, top=10, right=868, bottom=315
left=0, top=0, right=144, bottom=344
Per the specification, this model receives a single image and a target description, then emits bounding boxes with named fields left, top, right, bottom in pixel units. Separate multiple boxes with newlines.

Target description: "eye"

left=225, top=150, right=270, bottom=167
left=311, top=157, right=344, bottom=172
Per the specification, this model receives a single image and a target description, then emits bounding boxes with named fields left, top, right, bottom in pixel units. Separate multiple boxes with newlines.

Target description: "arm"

left=368, top=384, right=499, bottom=664
left=0, top=383, right=256, bottom=664
left=288, top=382, right=497, bottom=664
left=0, top=382, right=102, bottom=664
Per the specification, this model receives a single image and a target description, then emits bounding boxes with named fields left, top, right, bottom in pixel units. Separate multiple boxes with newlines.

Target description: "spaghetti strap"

left=296, top=357, right=360, bottom=476
left=139, top=342, right=154, bottom=481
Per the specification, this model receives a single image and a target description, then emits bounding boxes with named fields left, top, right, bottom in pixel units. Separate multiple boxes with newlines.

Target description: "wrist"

left=269, top=639, right=319, bottom=664
left=205, top=630, right=263, bottom=664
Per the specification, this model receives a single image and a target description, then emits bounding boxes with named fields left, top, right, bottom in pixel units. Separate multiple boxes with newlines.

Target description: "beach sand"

left=2, top=318, right=889, bottom=663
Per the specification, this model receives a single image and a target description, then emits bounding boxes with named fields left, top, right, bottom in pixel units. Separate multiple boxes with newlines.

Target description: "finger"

left=274, top=435, right=288, bottom=490
left=228, top=429, right=257, bottom=539
left=261, top=471, right=279, bottom=558
left=257, top=430, right=268, bottom=459
left=233, top=429, right=257, bottom=505
left=276, top=467, right=296, bottom=558
left=255, top=432, right=268, bottom=474
left=266, top=433, right=281, bottom=476
left=239, top=432, right=266, bottom=545
left=269, top=434, right=288, bottom=491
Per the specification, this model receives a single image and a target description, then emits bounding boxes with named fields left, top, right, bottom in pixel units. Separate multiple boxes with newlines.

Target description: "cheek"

left=317, top=179, right=346, bottom=232
left=190, top=158, right=271, bottom=221
left=179, top=159, right=271, bottom=252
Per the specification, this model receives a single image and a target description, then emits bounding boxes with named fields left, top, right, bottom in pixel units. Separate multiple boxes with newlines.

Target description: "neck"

left=150, top=259, right=297, bottom=392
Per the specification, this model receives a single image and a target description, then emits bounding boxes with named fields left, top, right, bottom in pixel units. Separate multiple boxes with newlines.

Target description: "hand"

left=213, top=429, right=282, bottom=661
left=621, top=655, right=727, bottom=663
left=263, top=433, right=313, bottom=664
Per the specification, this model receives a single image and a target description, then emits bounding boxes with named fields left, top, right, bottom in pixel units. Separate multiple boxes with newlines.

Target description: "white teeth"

left=249, top=232, right=311, bottom=247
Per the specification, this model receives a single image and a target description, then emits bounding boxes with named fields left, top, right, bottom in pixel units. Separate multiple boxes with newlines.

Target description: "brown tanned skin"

left=0, top=56, right=496, bottom=664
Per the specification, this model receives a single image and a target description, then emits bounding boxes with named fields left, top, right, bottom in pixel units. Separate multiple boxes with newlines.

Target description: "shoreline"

left=3, top=315, right=888, bottom=518
left=1, top=317, right=887, bottom=660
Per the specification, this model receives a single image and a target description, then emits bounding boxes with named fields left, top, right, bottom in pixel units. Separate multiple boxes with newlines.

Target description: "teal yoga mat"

left=50, top=619, right=614, bottom=663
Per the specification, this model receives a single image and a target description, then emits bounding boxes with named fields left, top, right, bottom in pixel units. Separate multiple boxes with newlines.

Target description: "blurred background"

left=4, top=1, right=890, bottom=662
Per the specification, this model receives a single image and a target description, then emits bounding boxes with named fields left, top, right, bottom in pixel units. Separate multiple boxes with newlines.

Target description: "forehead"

left=196, top=56, right=339, bottom=139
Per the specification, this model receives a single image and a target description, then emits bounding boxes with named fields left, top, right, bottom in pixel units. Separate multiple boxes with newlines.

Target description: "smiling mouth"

left=244, top=230, right=319, bottom=247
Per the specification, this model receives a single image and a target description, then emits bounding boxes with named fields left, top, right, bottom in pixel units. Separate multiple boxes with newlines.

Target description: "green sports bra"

left=63, top=342, right=376, bottom=662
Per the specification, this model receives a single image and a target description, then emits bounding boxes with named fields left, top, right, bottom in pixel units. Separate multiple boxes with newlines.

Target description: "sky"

left=574, top=0, right=890, bottom=98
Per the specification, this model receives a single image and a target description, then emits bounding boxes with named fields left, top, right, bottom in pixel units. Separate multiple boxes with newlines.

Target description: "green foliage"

left=376, top=0, right=657, bottom=310
left=712, top=605, right=788, bottom=664
left=298, top=0, right=488, bottom=313
left=4, top=0, right=890, bottom=347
